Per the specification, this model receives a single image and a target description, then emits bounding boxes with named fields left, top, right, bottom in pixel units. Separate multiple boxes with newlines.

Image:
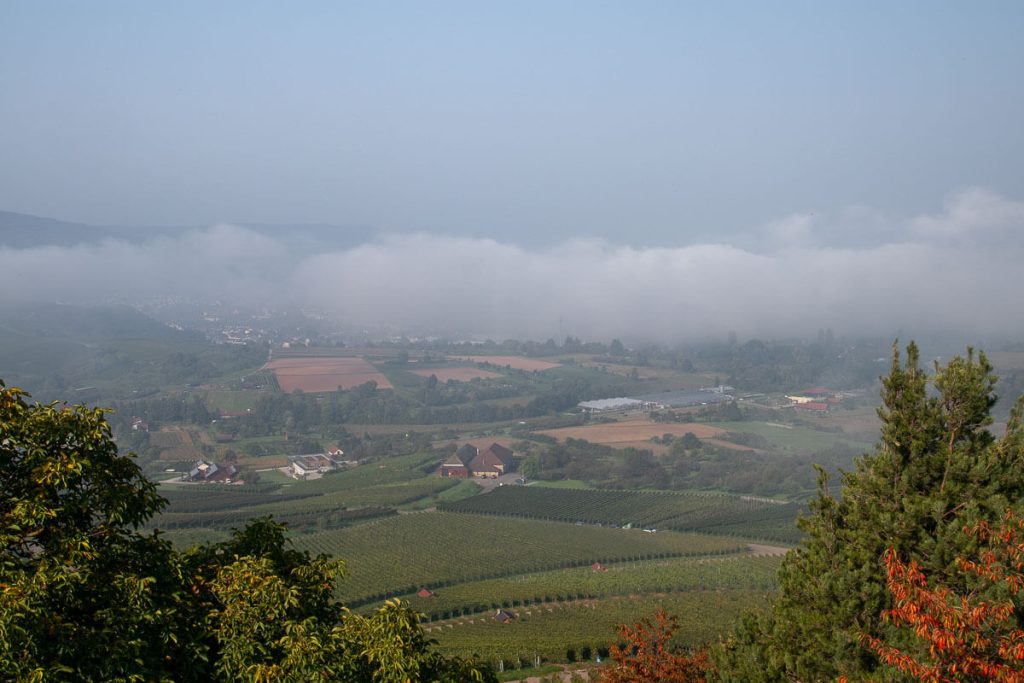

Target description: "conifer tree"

left=713, top=343, right=1024, bottom=681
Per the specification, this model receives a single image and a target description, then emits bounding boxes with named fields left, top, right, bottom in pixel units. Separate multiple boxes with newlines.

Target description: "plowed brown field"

left=266, top=357, right=393, bottom=393
left=538, top=417, right=753, bottom=452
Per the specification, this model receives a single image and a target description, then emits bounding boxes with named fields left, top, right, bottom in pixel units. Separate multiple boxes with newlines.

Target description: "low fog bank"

left=2, top=188, right=1022, bottom=343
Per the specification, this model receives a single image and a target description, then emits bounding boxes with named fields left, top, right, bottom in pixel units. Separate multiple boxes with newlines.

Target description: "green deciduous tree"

left=713, top=343, right=1024, bottom=681
left=0, top=380, right=495, bottom=682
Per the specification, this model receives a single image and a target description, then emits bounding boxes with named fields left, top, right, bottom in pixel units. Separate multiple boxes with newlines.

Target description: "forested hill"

left=0, top=303, right=200, bottom=343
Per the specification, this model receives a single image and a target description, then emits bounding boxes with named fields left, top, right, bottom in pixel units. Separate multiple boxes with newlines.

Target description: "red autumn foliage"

left=862, top=510, right=1024, bottom=682
left=599, top=609, right=710, bottom=683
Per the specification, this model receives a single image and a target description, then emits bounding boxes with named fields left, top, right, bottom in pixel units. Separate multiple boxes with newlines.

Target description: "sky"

left=1, top=2, right=1023, bottom=342
left=2, top=1, right=1023, bottom=244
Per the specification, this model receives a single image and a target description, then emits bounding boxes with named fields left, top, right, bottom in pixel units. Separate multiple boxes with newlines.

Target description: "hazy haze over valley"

left=2, top=186, right=1023, bottom=342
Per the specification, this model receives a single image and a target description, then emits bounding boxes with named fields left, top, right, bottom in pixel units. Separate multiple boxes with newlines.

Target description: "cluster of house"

left=786, top=387, right=843, bottom=413
left=439, top=443, right=515, bottom=478
left=288, top=446, right=356, bottom=480
left=182, top=460, right=238, bottom=483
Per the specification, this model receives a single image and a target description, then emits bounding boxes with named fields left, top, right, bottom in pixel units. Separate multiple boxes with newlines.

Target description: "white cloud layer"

left=2, top=188, right=1022, bottom=342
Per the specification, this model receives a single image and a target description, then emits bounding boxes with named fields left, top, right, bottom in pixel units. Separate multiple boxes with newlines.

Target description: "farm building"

left=439, top=443, right=515, bottom=478
left=288, top=452, right=348, bottom=479
left=184, top=460, right=237, bottom=483
left=787, top=387, right=836, bottom=404
left=417, top=589, right=435, bottom=598
left=439, top=444, right=477, bottom=478
left=793, top=401, right=830, bottom=414
left=578, top=397, right=644, bottom=413
left=468, top=444, right=514, bottom=478
left=493, top=609, right=513, bottom=624
left=633, top=389, right=734, bottom=409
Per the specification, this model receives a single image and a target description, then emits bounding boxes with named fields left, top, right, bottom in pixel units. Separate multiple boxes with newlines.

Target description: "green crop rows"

left=291, top=512, right=747, bottom=605
left=439, top=486, right=802, bottom=543
left=150, top=452, right=455, bottom=532
left=396, top=553, right=782, bottom=619
left=427, top=590, right=765, bottom=664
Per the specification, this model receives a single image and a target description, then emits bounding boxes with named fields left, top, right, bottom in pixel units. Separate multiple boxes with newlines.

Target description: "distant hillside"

left=0, top=210, right=376, bottom=252
left=0, top=211, right=126, bottom=248
left=0, top=302, right=201, bottom=343
left=0, top=303, right=222, bottom=400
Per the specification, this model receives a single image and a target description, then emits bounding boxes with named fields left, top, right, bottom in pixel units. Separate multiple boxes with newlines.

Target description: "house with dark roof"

left=439, top=444, right=477, bottom=478
left=439, top=443, right=515, bottom=478
left=184, top=460, right=238, bottom=483
left=493, top=609, right=513, bottom=624
left=468, top=443, right=514, bottom=478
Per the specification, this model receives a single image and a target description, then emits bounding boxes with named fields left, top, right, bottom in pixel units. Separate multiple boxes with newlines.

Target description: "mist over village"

left=3, top=3, right=1024, bottom=682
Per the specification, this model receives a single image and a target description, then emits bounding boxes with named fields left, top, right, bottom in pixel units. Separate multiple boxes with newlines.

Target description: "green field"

left=706, top=420, right=872, bottom=454
left=427, top=590, right=766, bottom=664
left=439, top=486, right=803, bottom=543
left=292, top=512, right=747, bottom=604
left=399, top=553, right=782, bottom=619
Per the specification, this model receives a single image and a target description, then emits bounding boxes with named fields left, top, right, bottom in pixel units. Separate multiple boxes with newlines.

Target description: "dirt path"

left=503, top=667, right=595, bottom=682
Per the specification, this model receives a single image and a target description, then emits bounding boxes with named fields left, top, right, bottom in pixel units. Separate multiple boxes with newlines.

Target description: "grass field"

left=292, top=512, right=747, bottom=604
left=704, top=420, right=873, bottom=454
left=204, top=389, right=264, bottom=412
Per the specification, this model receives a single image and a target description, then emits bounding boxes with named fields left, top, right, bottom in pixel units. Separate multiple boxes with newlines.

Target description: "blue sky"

left=3, top=1, right=1023, bottom=246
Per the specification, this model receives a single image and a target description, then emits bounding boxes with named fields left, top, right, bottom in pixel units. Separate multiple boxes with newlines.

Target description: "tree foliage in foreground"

left=861, top=510, right=1024, bottom=682
left=0, top=380, right=494, bottom=682
left=599, top=609, right=709, bottom=683
left=713, top=343, right=1024, bottom=681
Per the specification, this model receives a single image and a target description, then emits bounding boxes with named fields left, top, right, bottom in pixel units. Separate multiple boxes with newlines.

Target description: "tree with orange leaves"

left=863, top=510, right=1024, bottom=682
left=600, top=609, right=710, bottom=683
